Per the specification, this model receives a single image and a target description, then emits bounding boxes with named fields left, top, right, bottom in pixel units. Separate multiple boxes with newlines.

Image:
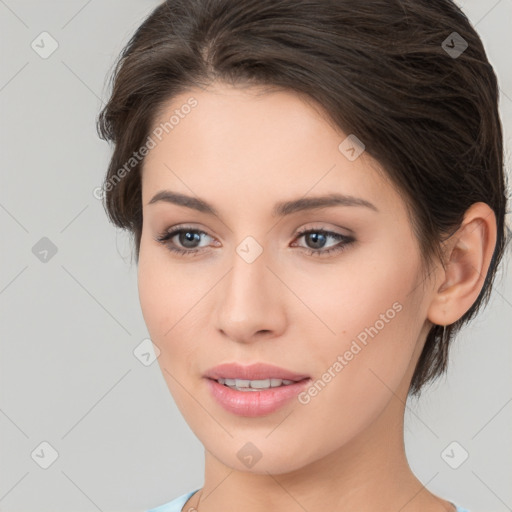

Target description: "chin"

left=204, top=433, right=330, bottom=476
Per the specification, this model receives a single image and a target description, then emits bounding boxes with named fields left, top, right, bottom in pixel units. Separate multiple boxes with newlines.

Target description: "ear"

left=427, top=202, right=497, bottom=326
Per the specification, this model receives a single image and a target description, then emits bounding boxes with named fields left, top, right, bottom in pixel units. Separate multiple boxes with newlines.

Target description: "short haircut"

left=97, top=0, right=509, bottom=396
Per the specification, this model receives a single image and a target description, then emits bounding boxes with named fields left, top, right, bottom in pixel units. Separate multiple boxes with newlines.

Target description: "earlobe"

left=427, top=202, right=497, bottom=326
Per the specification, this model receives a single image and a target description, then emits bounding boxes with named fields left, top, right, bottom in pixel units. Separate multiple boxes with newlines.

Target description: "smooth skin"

left=137, top=81, right=496, bottom=512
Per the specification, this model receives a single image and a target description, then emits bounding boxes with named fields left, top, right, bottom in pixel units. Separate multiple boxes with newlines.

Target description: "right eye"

left=154, top=226, right=216, bottom=257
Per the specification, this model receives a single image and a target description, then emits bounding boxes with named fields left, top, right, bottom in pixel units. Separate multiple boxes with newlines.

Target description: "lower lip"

left=205, top=378, right=311, bottom=417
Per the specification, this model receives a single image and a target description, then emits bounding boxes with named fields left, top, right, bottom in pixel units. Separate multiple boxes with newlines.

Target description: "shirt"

left=145, top=489, right=472, bottom=512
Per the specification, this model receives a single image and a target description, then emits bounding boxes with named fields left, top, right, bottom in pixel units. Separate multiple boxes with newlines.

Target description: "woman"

left=97, top=0, right=508, bottom=510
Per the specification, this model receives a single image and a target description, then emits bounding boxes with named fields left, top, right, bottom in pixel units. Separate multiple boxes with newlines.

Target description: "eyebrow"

left=147, top=190, right=379, bottom=217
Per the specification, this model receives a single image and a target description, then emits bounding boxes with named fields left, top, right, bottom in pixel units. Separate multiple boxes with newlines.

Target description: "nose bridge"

left=224, top=239, right=271, bottom=313
left=214, top=234, right=284, bottom=341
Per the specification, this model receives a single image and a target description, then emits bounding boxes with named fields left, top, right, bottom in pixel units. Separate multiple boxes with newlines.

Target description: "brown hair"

left=97, top=0, right=510, bottom=396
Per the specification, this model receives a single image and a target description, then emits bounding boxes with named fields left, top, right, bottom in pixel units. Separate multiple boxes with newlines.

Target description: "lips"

left=204, top=362, right=309, bottom=382
left=203, top=362, right=311, bottom=417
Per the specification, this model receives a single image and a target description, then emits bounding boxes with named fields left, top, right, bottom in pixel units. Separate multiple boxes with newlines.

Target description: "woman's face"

left=138, top=82, right=437, bottom=474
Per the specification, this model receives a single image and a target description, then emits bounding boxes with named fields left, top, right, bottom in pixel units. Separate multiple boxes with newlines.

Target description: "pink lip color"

left=204, top=362, right=311, bottom=417
left=204, top=362, right=310, bottom=382
left=206, top=378, right=310, bottom=417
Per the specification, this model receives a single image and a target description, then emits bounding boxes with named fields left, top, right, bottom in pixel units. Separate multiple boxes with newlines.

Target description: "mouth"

left=204, top=361, right=310, bottom=382
left=203, top=362, right=311, bottom=417
left=213, top=377, right=306, bottom=391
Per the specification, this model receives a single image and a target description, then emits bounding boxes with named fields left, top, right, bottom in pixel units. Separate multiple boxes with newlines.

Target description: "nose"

left=214, top=244, right=287, bottom=344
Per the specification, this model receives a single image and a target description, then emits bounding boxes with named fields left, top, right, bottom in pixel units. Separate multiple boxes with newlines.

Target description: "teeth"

left=250, top=379, right=271, bottom=389
left=217, top=378, right=296, bottom=390
left=232, top=379, right=250, bottom=388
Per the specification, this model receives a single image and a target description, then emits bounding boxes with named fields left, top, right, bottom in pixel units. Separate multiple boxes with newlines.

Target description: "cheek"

left=137, top=254, right=168, bottom=339
left=287, top=237, right=420, bottom=342
left=296, top=243, right=424, bottom=402
left=137, top=243, right=208, bottom=374
left=137, top=243, right=188, bottom=363
left=137, top=251, right=197, bottom=407
left=291, top=296, right=421, bottom=459
left=137, top=238, right=190, bottom=338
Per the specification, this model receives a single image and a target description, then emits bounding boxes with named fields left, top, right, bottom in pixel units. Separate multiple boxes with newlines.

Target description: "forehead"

left=141, top=83, right=404, bottom=219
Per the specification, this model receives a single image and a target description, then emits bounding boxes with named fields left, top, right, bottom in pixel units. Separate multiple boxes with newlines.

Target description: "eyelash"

left=154, top=225, right=355, bottom=258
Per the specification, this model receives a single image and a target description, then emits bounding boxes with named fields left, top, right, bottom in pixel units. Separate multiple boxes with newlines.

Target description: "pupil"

left=308, top=233, right=326, bottom=249
left=181, top=231, right=199, bottom=248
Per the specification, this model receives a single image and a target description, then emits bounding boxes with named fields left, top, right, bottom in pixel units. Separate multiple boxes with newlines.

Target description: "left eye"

left=154, top=226, right=355, bottom=258
left=292, top=228, right=355, bottom=257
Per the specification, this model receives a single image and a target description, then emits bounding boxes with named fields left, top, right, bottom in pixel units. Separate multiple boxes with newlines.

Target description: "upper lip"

left=204, top=362, right=310, bottom=382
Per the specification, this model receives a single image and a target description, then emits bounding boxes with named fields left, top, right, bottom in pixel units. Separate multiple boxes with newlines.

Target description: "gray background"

left=0, top=1, right=511, bottom=511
